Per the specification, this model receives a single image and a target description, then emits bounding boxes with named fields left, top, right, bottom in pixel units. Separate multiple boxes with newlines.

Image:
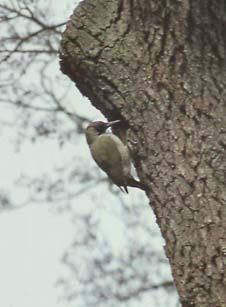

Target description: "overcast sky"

left=0, top=2, right=86, bottom=307
left=0, top=204, right=73, bottom=307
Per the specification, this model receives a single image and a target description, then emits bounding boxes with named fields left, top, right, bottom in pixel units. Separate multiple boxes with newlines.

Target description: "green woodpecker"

left=85, top=120, right=145, bottom=193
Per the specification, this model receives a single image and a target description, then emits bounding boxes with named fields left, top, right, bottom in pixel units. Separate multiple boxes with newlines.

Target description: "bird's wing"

left=90, top=134, right=131, bottom=179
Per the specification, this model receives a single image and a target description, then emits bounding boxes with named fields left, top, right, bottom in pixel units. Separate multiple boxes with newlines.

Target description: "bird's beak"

left=105, top=120, right=121, bottom=128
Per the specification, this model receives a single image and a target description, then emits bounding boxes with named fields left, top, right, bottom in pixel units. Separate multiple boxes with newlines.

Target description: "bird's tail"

left=127, top=177, right=146, bottom=191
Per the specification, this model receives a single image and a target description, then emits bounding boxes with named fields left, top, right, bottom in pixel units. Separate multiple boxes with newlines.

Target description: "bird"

left=85, top=120, right=145, bottom=193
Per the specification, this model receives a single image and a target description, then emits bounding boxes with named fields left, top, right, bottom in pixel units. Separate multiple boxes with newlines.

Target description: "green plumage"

left=85, top=121, right=145, bottom=192
left=90, top=134, right=130, bottom=187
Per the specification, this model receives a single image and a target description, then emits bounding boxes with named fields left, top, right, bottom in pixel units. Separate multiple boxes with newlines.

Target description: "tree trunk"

left=59, top=1, right=226, bottom=306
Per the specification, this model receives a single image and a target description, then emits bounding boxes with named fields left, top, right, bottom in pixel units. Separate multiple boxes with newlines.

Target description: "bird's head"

left=86, top=120, right=121, bottom=135
left=85, top=120, right=121, bottom=145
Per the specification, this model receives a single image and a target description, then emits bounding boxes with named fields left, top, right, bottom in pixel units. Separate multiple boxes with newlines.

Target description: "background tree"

left=0, top=1, right=178, bottom=306
left=60, top=0, right=226, bottom=306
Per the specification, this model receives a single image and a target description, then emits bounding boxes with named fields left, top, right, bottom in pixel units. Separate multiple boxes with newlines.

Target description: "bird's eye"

left=97, top=124, right=106, bottom=133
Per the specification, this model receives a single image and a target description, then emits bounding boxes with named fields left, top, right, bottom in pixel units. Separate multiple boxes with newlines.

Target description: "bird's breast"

left=90, top=134, right=131, bottom=181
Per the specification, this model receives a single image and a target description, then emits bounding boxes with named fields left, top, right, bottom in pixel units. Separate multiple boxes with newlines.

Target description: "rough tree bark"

left=59, top=1, right=226, bottom=306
